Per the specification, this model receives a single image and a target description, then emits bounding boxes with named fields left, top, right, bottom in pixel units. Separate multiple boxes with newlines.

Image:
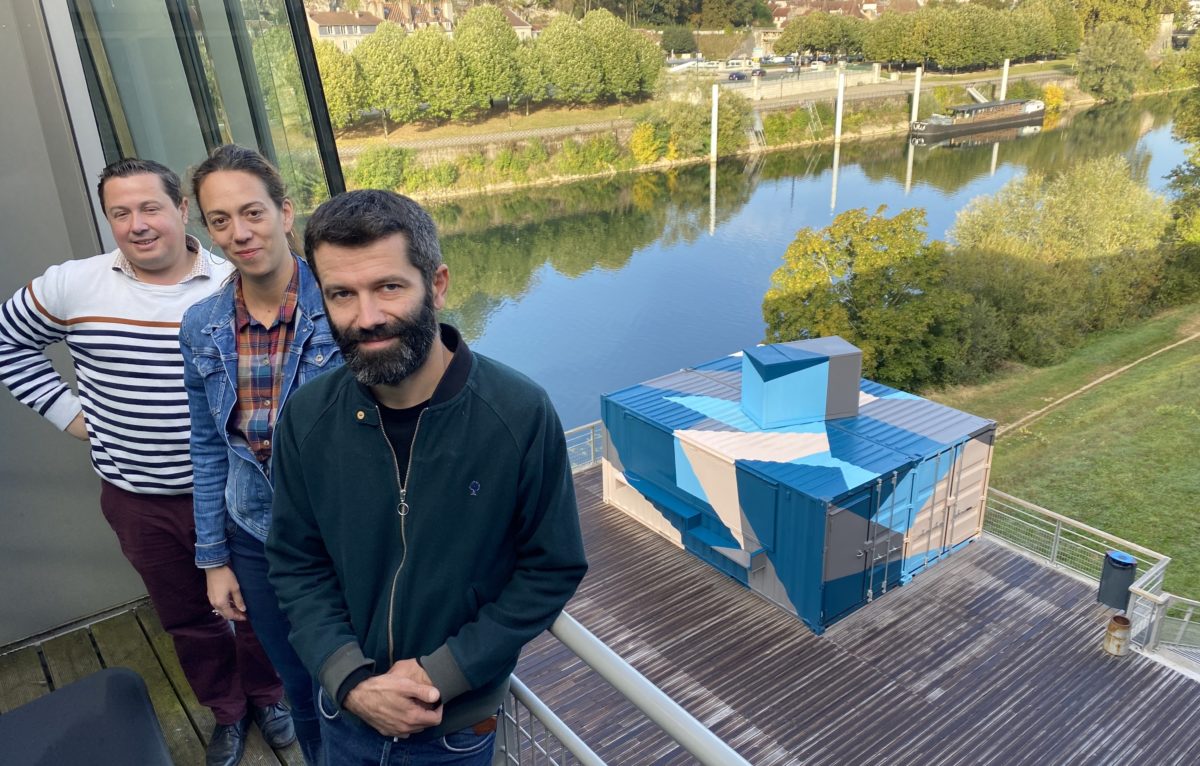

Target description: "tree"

left=763, top=207, right=969, bottom=390
left=863, top=12, right=911, bottom=66
left=950, top=156, right=1170, bottom=363
left=537, top=16, right=603, bottom=105
left=1075, top=0, right=1172, bottom=43
left=1077, top=22, right=1150, bottom=102
left=353, top=22, right=419, bottom=131
left=514, top=41, right=550, bottom=109
left=631, top=30, right=665, bottom=95
left=699, top=0, right=754, bottom=29
left=582, top=10, right=642, bottom=100
left=313, top=40, right=368, bottom=130
left=1020, top=0, right=1082, bottom=56
left=403, top=28, right=478, bottom=121
left=454, top=5, right=521, bottom=105
left=252, top=27, right=306, bottom=128
left=777, top=13, right=865, bottom=57
left=661, top=25, right=697, bottom=55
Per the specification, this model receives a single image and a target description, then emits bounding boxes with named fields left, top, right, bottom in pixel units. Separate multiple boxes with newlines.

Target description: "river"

left=430, top=95, right=1190, bottom=429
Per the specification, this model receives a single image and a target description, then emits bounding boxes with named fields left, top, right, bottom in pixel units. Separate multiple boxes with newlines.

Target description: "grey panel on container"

left=686, top=368, right=742, bottom=397
left=824, top=502, right=870, bottom=583
left=949, top=431, right=994, bottom=546
left=825, top=349, right=863, bottom=420
left=749, top=550, right=798, bottom=615
left=859, top=397, right=992, bottom=446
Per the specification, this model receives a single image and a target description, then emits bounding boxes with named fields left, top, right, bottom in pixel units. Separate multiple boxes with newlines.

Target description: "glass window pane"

left=67, top=0, right=333, bottom=239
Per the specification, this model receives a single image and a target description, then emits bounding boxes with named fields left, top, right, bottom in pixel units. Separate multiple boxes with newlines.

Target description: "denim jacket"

left=180, top=256, right=342, bottom=568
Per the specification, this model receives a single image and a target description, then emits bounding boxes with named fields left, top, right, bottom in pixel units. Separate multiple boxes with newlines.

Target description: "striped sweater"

left=0, top=247, right=233, bottom=494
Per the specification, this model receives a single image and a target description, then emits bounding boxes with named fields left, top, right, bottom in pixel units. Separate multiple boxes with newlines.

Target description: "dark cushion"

left=0, top=667, right=173, bottom=765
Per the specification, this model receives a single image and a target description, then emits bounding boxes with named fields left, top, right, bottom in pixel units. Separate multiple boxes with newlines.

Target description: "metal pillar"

left=710, top=83, right=719, bottom=163
left=910, top=66, right=923, bottom=124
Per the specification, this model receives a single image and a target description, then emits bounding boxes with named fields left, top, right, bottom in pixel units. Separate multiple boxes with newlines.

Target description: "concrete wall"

left=0, top=0, right=144, bottom=646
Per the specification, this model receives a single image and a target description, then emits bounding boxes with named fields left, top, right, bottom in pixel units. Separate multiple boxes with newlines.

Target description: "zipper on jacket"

left=381, top=406, right=425, bottom=665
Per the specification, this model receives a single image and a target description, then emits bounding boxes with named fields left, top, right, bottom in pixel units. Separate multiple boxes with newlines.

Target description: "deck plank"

left=41, top=629, right=102, bottom=689
left=134, top=603, right=291, bottom=766
left=0, top=647, right=49, bottom=712
left=91, top=610, right=207, bottom=765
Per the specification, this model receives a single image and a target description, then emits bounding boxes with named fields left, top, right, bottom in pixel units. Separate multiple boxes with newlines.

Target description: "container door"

left=948, top=431, right=994, bottom=547
left=822, top=488, right=873, bottom=623
left=873, top=473, right=907, bottom=592
left=904, top=447, right=954, bottom=573
left=822, top=482, right=902, bottom=623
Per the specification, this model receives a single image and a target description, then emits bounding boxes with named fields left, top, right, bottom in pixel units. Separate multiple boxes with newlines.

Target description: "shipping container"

left=826, top=380, right=995, bottom=581
left=601, top=339, right=995, bottom=634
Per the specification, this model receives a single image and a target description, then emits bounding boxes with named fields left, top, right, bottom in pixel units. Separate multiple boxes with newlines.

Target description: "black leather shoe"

left=207, top=715, right=249, bottom=766
left=251, top=701, right=297, bottom=749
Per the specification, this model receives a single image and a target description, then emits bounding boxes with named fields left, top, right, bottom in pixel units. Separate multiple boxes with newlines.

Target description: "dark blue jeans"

left=318, top=693, right=495, bottom=766
left=229, top=524, right=321, bottom=764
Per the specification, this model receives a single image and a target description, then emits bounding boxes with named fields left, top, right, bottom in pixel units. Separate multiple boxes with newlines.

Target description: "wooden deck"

left=0, top=602, right=302, bottom=766
left=3, top=465, right=1198, bottom=765
left=516, top=467, right=1200, bottom=764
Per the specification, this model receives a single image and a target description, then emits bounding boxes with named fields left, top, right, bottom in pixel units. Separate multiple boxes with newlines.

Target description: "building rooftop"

left=308, top=10, right=384, bottom=26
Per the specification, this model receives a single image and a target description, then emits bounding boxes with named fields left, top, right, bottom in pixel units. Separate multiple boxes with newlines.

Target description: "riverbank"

left=383, top=82, right=1192, bottom=204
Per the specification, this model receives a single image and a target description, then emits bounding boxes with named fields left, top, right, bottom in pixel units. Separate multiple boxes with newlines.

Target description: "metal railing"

left=983, top=489, right=1200, bottom=667
left=982, top=489, right=1167, bottom=581
left=564, top=421, right=604, bottom=473
left=494, top=612, right=750, bottom=766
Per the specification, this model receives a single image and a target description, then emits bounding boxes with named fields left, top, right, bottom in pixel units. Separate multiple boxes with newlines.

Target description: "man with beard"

left=265, top=190, right=587, bottom=765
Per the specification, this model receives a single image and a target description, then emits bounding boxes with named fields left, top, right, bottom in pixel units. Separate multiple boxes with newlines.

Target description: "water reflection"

left=428, top=95, right=1187, bottom=428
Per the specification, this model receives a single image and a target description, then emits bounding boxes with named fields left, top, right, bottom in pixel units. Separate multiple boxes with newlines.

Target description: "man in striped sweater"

left=0, top=158, right=290, bottom=766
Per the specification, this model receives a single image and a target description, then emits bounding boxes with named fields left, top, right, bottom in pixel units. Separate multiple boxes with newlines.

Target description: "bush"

left=350, top=147, right=412, bottom=191
left=1042, top=83, right=1066, bottom=112
left=552, top=134, right=624, bottom=175
left=523, top=139, right=549, bottom=165
left=1004, top=79, right=1043, bottom=101
left=661, top=26, right=697, bottom=55
left=630, top=123, right=664, bottom=164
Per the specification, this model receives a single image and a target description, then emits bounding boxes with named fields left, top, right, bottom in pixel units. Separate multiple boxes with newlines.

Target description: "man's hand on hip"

left=343, top=659, right=443, bottom=737
left=65, top=413, right=88, bottom=441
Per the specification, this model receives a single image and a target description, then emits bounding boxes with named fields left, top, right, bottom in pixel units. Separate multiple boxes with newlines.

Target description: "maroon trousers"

left=99, top=481, right=282, bottom=725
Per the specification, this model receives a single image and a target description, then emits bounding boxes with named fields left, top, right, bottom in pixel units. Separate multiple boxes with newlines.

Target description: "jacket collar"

left=207, top=255, right=325, bottom=333
left=347, top=324, right=472, bottom=426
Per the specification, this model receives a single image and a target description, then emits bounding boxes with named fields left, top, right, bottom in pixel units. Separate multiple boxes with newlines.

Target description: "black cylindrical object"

left=1098, top=550, right=1137, bottom=610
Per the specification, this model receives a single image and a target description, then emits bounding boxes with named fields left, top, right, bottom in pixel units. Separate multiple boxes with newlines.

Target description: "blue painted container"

left=601, top=341, right=994, bottom=634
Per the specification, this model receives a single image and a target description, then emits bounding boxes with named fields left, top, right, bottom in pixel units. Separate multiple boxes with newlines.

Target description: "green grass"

left=929, top=303, right=1200, bottom=596
left=334, top=102, right=654, bottom=149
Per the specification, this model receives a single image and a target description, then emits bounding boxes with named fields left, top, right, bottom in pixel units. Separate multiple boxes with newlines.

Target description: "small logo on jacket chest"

left=468, top=480, right=481, bottom=496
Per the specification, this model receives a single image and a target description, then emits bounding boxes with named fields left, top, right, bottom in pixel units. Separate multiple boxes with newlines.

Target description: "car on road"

left=728, top=72, right=747, bottom=81
left=751, top=68, right=767, bottom=77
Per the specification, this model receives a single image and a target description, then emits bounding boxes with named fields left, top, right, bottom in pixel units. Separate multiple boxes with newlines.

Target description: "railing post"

left=1048, top=519, right=1062, bottom=566
left=1147, top=598, right=1169, bottom=651
left=1174, top=603, right=1194, bottom=645
left=494, top=693, right=515, bottom=765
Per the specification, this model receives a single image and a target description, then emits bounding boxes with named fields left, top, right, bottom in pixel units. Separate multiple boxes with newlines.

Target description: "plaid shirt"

left=231, top=263, right=300, bottom=465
